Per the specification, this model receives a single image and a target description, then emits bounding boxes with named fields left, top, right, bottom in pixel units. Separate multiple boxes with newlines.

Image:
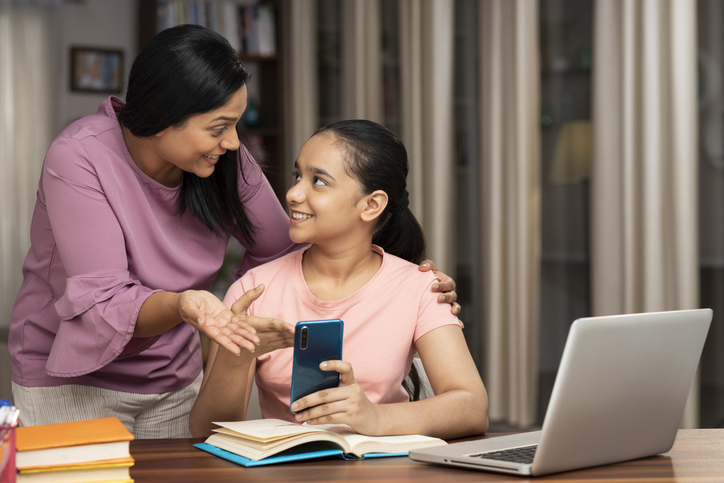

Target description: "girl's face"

left=150, top=85, right=247, bottom=184
left=286, top=133, right=370, bottom=246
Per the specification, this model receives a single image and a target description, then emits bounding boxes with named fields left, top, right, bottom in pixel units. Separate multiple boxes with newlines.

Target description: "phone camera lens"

left=300, top=326, right=308, bottom=349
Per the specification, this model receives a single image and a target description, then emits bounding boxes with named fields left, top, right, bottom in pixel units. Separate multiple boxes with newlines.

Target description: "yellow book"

left=16, top=417, right=134, bottom=470
left=18, top=456, right=135, bottom=472
left=17, top=456, right=134, bottom=483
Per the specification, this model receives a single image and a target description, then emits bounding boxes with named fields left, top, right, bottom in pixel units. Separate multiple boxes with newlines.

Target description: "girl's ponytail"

left=372, top=190, right=426, bottom=264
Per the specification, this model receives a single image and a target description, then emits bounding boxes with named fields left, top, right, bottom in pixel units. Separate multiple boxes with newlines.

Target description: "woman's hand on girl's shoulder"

left=418, top=260, right=461, bottom=315
left=179, top=290, right=260, bottom=355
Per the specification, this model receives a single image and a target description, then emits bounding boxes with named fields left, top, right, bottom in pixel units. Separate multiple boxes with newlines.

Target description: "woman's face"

left=286, top=133, right=369, bottom=246
left=152, top=85, right=247, bottom=183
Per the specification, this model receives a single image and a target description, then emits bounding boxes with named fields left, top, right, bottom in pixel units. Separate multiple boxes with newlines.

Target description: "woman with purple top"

left=8, top=25, right=458, bottom=438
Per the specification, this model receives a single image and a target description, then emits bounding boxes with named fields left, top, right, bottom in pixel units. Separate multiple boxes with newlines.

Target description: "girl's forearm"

left=190, top=350, right=256, bottom=437
left=375, top=388, right=489, bottom=439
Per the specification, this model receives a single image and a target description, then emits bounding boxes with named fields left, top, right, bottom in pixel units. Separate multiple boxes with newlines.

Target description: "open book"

left=194, top=418, right=446, bottom=467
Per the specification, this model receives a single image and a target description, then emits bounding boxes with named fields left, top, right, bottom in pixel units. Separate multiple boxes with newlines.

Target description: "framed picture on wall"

left=70, top=47, right=124, bottom=93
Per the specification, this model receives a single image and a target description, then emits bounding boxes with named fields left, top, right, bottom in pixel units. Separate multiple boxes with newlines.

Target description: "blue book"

left=195, top=442, right=408, bottom=467
left=195, top=419, right=445, bottom=466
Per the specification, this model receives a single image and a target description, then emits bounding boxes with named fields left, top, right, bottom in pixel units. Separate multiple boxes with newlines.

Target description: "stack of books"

left=15, top=417, right=134, bottom=483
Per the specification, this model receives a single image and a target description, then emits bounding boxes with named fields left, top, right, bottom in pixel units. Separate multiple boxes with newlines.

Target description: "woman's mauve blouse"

left=8, top=96, right=299, bottom=394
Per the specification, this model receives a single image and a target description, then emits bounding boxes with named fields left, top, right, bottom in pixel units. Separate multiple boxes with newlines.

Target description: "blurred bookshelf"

left=537, top=0, right=593, bottom=425
left=137, top=0, right=287, bottom=204
left=453, top=0, right=482, bottom=366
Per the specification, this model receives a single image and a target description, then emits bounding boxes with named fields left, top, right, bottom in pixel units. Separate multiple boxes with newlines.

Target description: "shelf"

left=700, top=258, right=724, bottom=269
left=540, top=252, right=589, bottom=264
left=243, top=126, right=280, bottom=137
left=542, top=67, right=591, bottom=77
left=239, top=54, right=279, bottom=62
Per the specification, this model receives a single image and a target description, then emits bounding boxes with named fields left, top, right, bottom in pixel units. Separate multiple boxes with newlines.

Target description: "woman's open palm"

left=179, top=290, right=259, bottom=355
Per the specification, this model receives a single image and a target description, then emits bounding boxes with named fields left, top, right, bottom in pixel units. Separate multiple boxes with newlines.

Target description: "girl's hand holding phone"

left=291, top=360, right=384, bottom=436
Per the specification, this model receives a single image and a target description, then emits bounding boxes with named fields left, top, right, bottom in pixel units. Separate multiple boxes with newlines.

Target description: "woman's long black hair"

left=117, top=24, right=255, bottom=242
left=316, top=120, right=427, bottom=401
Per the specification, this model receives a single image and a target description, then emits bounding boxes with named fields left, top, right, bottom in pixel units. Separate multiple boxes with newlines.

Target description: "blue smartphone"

left=290, top=319, right=344, bottom=412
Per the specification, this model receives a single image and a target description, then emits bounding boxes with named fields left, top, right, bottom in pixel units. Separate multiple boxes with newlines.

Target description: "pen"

left=9, top=408, right=19, bottom=426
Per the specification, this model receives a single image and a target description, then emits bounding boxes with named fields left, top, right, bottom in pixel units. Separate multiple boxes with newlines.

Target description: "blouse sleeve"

left=43, top=138, right=160, bottom=377
left=232, top=147, right=305, bottom=280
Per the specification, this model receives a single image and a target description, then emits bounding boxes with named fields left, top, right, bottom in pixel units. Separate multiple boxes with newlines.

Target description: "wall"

left=57, top=0, right=137, bottom=132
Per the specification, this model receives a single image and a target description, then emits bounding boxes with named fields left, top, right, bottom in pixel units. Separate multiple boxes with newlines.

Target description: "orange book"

left=16, top=417, right=134, bottom=470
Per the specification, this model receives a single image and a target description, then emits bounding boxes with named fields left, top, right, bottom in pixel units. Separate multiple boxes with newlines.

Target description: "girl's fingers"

left=230, top=284, right=265, bottom=317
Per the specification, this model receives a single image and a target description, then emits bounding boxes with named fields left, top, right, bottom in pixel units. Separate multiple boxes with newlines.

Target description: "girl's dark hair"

left=117, top=24, right=255, bottom=242
left=316, top=120, right=427, bottom=264
left=402, top=363, right=422, bottom=401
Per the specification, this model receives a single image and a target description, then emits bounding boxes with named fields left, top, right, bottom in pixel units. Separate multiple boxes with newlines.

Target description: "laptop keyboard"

left=469, top=445, right=537, bottom=464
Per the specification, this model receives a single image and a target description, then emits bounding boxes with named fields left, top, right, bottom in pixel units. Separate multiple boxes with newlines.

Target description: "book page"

left=206, top=430, right=351, bottom=460
left=315, top=424, right=447, bottom=457
left=213, top=419, right=328, bottom=443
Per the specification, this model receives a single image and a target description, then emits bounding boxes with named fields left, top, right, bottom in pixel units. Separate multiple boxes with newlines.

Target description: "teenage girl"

left=190, top=120, right=488, bottom=439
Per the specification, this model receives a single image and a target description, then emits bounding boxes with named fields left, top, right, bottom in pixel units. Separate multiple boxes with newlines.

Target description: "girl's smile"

left=290, top=210, right=313, bottom=221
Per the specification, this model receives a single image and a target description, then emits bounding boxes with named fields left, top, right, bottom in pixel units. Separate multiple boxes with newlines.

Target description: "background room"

left=1, top=0, right=722, bottom=432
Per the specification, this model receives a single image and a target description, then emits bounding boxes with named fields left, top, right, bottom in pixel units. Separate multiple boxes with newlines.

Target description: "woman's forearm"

left=134, top=291, right=183, bottom=337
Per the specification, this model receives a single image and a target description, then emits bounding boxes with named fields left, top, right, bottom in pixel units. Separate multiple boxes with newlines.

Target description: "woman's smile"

left=203, top=154, right=222, bottom=165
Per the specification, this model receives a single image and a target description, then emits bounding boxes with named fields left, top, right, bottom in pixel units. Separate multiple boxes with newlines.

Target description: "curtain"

left=592, top=0, right=699, bottom=427
left=398, top=0, right=455, bottom=274
left=0, top=3, right=58, bottom=331
left=480, top=0, right=541, bottom=428
left=0, top=0, right=60, bottom=5
left=340, top=0, right=383, bottom=122
left=0, top=0, right=58, bottom=399
left=281, top=0, right=318, bottom=191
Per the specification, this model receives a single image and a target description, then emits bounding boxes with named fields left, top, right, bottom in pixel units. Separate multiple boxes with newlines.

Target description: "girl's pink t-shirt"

left=223, top=245, right=463, bottom=423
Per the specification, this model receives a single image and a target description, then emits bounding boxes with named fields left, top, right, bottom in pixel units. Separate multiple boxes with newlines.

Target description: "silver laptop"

left=409, top=309, right=712, bottom=476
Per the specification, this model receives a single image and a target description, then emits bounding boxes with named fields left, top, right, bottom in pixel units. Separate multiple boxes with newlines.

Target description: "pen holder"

left=0, top=425, right=15, bottom=483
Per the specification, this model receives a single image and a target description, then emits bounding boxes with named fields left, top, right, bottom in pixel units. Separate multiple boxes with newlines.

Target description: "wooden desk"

left=129, top=429, right=724, bottom=482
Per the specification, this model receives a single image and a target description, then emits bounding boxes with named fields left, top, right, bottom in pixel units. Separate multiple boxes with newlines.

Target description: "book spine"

left=258, top=4, right=275, bottom=56
left=249, top=5, right=259, bottom=55
left=154, top=0, right=276, bottom=58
